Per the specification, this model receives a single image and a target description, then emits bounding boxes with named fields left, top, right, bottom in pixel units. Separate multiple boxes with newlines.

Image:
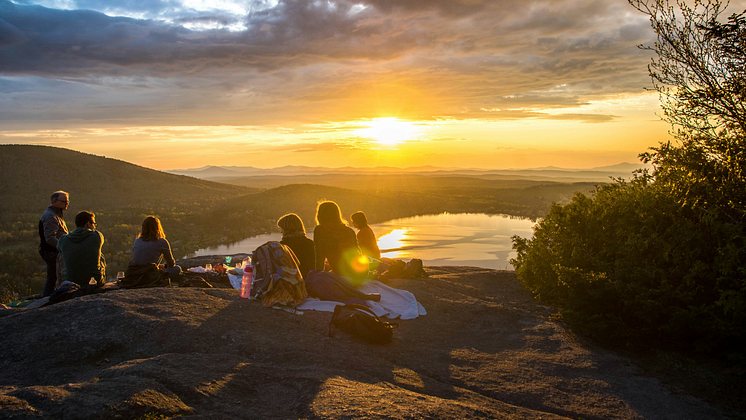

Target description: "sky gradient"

left=2, top=0, right=742, bottom=170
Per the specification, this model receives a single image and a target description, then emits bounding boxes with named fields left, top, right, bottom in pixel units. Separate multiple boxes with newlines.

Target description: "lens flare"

left=352, top=255, right=370, bottom=273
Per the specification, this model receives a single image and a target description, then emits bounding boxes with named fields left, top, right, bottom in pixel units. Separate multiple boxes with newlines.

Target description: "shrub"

left=512, top=176, right=746, bottom=354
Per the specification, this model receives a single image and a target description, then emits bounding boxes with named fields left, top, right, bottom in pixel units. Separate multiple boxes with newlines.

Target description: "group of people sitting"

left=279, top=201, right=381, bottom=284
left=39, top=189, right=381, bottom=296
left=38, top=190, right=183, bottom=295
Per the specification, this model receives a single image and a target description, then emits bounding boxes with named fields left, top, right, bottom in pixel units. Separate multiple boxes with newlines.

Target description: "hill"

left=0, top=145, right=255, bottom=214
left=0, top=266, right=738, bottom=419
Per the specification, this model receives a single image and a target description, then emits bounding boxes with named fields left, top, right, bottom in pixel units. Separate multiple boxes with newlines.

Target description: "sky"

left=1, top=0, right=742, bottom=170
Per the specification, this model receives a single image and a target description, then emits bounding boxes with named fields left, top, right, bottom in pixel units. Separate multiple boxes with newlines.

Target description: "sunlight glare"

left=377, top=228, right=408, bottom=252
left=356, top=118, right=420, bottom=145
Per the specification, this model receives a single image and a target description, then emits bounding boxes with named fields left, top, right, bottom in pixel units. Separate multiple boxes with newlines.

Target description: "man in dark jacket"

left=57, top=211, right=106, bottom=287
left=39, top=191, right=69, bottom=296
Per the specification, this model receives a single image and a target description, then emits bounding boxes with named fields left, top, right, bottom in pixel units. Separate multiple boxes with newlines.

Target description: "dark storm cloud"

left=0, top=0, right=432, bottom=75
left=0, top=0, right=653, bottom=76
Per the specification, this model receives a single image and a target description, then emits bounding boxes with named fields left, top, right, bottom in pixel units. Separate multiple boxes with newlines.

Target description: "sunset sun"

left=356, top=118, right=420, bottom=145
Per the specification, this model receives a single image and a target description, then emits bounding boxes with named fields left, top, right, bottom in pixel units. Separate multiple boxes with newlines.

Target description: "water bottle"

left=240, top=257, right=253, bottom=299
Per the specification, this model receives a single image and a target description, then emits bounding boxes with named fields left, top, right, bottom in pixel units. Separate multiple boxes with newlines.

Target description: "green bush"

left=512, top=176, right=746, bottom=354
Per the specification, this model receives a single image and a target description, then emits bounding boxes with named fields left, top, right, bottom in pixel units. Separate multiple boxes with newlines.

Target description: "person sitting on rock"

left=129, top=216, right=182, bottom=281
left=350, top=211, right=381, bottom=261
left=56, top=211, right=106, bottom=287
left=313, top=201, right=368, bottom=284
left=278, top=213, right=315, bottom=279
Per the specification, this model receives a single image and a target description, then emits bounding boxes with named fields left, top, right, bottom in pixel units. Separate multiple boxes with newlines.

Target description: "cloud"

left=0, top=0, right=659, bottom=127
left=542, top=113, right=617, bottom=123
left=1, top=0, right=652, bottom=75
left=256, top=140, right=364, bottom=153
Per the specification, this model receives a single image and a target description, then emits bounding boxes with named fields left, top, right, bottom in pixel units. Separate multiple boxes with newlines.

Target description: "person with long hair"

left=350, top=211, right=381, bottom=260
left=277, top=213, right=314, bottom=279
left=313, top=201, right=368, bottom=283
left=129, top=216, right=181, bottom=280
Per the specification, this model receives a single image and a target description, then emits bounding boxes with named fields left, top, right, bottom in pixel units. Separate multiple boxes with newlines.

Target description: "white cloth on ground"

left=295, top=280, right=426, bottom=320
left=228, top=273, right=242, bottom=290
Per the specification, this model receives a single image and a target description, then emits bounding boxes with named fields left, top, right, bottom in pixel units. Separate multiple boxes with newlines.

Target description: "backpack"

left=251, top=241, right=308, bottom=307
left=328, top=304, right=399, bottom=344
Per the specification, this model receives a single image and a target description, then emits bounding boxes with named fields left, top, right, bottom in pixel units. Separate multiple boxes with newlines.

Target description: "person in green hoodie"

left=57, top=211, right=106, bottom=287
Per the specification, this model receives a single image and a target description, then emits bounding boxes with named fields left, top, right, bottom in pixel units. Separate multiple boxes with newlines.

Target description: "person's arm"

left=42, top=214, right=61, bottom=248
left=351, top=228, right=363, bottom=255
left=161, top=239, right=176, bottom=267
left=314, top=228, right=325, bottom=270
left=363, top=227, right=381, bottom=258
left=97, top=232, right=106, bottom=284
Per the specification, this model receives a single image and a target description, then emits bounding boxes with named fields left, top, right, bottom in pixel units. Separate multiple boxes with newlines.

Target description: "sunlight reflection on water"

left=192, top=213, right=536, bottom=270
left=373, top=213, right=536, bottom=269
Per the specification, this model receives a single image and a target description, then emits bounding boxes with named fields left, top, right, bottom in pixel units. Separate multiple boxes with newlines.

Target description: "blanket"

left=297, top=280, right=427, bottom=320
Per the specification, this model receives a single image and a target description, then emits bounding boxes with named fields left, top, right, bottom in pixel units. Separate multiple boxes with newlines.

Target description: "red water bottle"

left=240, top=257, right=253, bottom=299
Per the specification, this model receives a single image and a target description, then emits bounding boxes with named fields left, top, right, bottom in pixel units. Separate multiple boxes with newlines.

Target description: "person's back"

left=314, top=223, right=368, bottom=282
left=131, top=237, right=175, bottom=266
left=127, top=216, right=182, bottom=282
left=314, top=201, right=368, bottom=283
left=351, top=211, right=381, bottom=260
left=281, top=234, right=314, bottom=279
left=356, top=226, right=380, bottom=259
left=57, top=211, right=105, bottom=286
left=277, top=213, right=315, bottom=279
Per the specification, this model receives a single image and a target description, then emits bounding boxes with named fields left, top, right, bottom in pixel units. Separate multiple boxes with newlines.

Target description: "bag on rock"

left=328, top=303, right=398, bottom=344
left=251, top=241, right=307, bottom=307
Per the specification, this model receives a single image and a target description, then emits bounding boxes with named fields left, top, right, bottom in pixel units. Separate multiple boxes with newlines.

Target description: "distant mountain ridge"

left=166, top=162, right=652, bottom=182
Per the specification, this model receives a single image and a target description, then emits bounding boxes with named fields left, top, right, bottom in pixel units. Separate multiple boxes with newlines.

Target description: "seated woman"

left=127, top=216, right=182, bottom=284
left=277, top=213, right=315, bottom=279
left=313, top=201, right=369, bottom=284
left=350, top=211, right=381, bottom=260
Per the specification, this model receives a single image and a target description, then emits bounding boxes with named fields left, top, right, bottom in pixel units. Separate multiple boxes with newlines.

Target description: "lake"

left=191, top=213, right=536, bottom=270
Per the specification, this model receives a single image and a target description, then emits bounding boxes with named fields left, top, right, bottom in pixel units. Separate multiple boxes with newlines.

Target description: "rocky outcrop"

left=0, top=267, right=731, bottom=419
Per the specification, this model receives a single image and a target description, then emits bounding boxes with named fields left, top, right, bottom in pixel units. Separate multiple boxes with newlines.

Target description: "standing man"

left=57, top=211, right=106, bottom=287
left=39, top=191, right=69, bottom=297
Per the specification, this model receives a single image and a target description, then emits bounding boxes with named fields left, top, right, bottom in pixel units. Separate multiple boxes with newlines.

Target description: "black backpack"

left=328, top=304, right=398, bottom=344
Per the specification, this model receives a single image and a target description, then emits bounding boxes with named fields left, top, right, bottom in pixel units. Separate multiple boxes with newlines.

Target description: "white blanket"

left=296, top=280, right=427, bottom=320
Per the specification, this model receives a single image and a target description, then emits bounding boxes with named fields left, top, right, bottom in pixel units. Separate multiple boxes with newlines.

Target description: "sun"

left=356, top=118, right=420, bottom=145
